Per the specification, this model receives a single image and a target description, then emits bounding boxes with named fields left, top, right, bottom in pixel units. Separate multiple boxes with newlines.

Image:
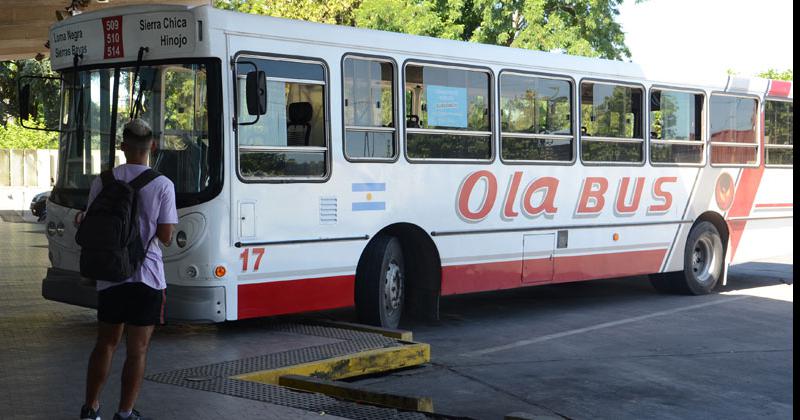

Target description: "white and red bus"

left=31, top=4, right=792, bottom=328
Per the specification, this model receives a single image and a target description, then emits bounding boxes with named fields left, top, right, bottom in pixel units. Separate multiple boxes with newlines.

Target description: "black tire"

left=649, top=221, right=724, bottom=295
left=355, top=235, right=405, bottom=328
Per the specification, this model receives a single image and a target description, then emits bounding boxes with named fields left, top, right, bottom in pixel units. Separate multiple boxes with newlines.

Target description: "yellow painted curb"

left=279, top=374, right=434, bottom=413
left=234, top=342, right=430, bottom=385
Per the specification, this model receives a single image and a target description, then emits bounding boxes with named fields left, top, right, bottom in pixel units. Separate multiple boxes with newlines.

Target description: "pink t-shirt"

left=87, top=164, right=178, bottom=291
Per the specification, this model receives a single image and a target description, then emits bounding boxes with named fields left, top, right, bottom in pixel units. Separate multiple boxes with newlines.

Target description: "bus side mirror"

left=246, top=70, right=267, bottom=116
left=18, top=75, right=62, bottom=131
left=19, top=83, right=31, bottom=120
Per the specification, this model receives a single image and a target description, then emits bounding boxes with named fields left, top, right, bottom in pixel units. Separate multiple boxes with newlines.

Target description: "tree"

left=758, top=69, right=793, bottom=81
left=214, top=0, right=362, bottom=25
left=0, top=59, right=60, bottom=128
left=214, top=0, right=636, bottom=60
left=0, top=118, right=59, bottom=149
left=357, top=0, right=633, bottom=59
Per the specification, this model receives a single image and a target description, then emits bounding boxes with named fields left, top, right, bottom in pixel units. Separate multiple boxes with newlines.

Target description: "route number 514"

left=239, top=247, right=265, bottom=272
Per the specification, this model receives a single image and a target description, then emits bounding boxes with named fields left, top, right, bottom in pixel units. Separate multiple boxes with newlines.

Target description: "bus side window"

left=709, top=94, right=759, bottom=166
left=499, top=72, right=573, bottom=163
left=649, top=88, right=705, bottom=165
left=404, top=63, right=492, bottom=161
left=764, top=99, right=793, bottom=167
left=235, top=56, right=328, bottom=179
left=342, top=56, right=396, bottom=160
left=580, top=81, right=645, bottom=164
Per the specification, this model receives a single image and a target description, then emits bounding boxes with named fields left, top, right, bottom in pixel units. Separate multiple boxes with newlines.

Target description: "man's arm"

left=156, top=180, right=179, bottom=246
left=156, top=224, right=175, bottom=246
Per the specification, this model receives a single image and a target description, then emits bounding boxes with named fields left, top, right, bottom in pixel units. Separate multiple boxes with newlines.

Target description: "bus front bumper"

left=42, top=268, right=227, bottom=323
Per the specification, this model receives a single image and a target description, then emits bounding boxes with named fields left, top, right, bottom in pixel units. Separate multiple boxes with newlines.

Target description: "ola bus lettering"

left=456, top=171, right=677, bottom=221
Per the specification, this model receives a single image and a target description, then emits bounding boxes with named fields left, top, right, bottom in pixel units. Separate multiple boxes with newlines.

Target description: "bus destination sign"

left=50, top=11, right=196, bottom=69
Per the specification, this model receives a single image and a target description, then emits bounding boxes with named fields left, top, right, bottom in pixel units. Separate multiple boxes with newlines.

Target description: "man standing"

left=79, top=119, right=177, bottom=420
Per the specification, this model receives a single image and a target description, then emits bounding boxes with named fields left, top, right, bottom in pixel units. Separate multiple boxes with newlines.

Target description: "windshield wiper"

left=69, top=53, right=87, bottom=172
left=130, top=46, right=149, bottom=120
left=107, top=66, right=121, bottom=170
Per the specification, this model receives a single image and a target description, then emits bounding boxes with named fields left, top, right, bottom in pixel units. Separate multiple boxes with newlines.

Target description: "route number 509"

left=239, top=247, right=265, bottom=272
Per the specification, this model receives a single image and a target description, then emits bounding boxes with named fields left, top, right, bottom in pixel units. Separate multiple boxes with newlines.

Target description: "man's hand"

left=156, top=223, right=175, bottom=246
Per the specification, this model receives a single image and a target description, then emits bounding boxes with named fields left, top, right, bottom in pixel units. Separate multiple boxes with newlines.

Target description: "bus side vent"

left=320, top=196, right=338, bottom=225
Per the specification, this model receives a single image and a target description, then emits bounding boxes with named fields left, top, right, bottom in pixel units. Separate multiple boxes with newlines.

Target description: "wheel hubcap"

left=692, top=236, right=715, bottom=284
left=384, top=261, right=403, bottom=315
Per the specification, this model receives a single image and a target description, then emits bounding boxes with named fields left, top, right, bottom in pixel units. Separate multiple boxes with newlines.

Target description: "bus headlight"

left=46, top=222, right=57, bottom=236
left=176, top=231, right=187, bottom=248
left=161, top=213, right=206, bottom=258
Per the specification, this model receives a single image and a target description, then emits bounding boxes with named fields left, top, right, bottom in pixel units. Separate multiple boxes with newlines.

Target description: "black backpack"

left=75, top=169, right=161, bottom=282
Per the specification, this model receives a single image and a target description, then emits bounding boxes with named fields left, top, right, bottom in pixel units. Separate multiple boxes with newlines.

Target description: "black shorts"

left=97, top=283, right=165, bottom=326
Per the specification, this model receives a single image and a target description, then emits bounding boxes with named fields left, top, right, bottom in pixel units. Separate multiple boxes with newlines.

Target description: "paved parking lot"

left=363, top=257, right=793, bottom=419
left=0, top=212, right=793, bottom=419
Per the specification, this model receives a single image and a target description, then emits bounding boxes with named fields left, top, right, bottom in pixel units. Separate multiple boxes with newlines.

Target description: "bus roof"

left=49, top=3, right=791, bottom=99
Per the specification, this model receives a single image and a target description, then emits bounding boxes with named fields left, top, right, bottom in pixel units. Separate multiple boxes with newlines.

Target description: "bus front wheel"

left=650, top=221, right=724, bottom=295
left=355, top=235, right=405, bottom=329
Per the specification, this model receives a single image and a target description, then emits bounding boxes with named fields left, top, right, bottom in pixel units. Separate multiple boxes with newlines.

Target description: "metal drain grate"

left=146, top=322, right=430, bottom=419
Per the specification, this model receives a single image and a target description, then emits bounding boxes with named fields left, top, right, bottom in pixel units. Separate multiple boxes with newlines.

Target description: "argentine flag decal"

left=352, top=183, right=386, bottom=211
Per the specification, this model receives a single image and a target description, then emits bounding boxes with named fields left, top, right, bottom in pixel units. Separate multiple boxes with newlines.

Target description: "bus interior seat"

left=287, top=102, right=312, bottom=146
left=152, top=136, right=206, bottom=192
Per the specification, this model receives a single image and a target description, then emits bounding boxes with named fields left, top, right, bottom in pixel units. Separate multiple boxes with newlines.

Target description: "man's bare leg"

left=85, top=322, right=125, bottom=410
left=118, top=325, right=154, bottom=412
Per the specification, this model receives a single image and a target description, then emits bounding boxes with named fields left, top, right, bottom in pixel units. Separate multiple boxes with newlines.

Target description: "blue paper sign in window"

left=427, top=85, right=468, bottom=128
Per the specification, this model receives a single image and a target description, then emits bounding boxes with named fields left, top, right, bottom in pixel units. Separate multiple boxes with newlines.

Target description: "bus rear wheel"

left=355, top=235, right=405, bottom=329
left=650, top=221, right=724, bottom=295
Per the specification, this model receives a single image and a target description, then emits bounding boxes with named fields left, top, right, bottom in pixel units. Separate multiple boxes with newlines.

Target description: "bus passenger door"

left=522, top=234, right=555, bottom=284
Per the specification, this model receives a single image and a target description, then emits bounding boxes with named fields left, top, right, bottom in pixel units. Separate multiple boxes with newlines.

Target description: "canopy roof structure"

left=0, top=0, right=208, bottom=61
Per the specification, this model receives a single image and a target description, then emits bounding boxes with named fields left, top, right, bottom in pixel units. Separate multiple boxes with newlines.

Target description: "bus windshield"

left=52, top=60, right=221, bottom=209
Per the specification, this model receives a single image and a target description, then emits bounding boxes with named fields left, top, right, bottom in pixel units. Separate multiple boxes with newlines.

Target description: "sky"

left=618, top=0, right=793, bottom=78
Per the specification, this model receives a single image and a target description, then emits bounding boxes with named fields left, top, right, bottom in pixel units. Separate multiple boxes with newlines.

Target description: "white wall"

left=0, top=149, right=57, bottom=210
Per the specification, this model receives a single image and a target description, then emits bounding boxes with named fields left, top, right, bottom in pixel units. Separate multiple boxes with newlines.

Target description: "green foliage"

left=214, top=0, right=362, bottom=25
left=0, top=59, right=60, bottom=128
left=214, top=0, right=634, bottom=60
left=0, top=119, right=59, bottom=150
left=758, top=69, right=793, bottom=81
left=468, top=0, right=631, bottom=59
left=162, top=67, right=209, bottom=150
left=355, top=0, right=465, bottom=39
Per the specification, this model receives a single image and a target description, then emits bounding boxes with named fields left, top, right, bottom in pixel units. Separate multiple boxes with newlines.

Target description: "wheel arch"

left=358, top=222, right=442, bottom=321
left=652, top=211, right=730, bottom=295
left=694, top=211, right=730, bottom=253
left=691, top=211, right=731, bottom=285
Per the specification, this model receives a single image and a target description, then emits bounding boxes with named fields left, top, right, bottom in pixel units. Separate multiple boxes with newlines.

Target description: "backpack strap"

left=129, top=169, right=161, bottom=191
left=100, top=169, right=115, bottom=187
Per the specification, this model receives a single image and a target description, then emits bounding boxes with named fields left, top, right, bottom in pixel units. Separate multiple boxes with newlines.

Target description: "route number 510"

left=239, top=247, right=265, bottom=272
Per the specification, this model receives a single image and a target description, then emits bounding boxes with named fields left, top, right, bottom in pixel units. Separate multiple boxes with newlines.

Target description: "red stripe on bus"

left=728, top=168, right=764, bottom=218
left=754, top=203, right=793, bottom=208
left=237, top=275, right=355, bottom=319
left=552, top=249, right=666, bottom=283
left=441, top=249, right=667, bottom=295
left=727, top=171, right=763, bottom=261
left=441, top=260, right=522, bottom=295
left=726, top=110, right=768, bottom=261
left=768, top=80, right=792, bottom=97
